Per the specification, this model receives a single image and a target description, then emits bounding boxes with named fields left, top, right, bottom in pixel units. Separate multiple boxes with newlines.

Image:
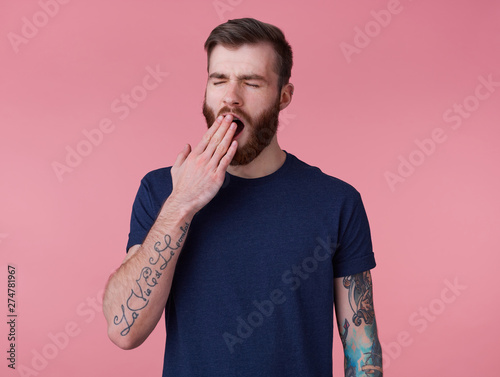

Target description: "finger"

left=217, top=140, right=238, bottom=173
left=193, top=115, right=224, bottom=154
left=205, top=114, right=234, bottom=156
left=211, top=121, right=237, bottom=162
left=174, top=144, right=191, bottom=167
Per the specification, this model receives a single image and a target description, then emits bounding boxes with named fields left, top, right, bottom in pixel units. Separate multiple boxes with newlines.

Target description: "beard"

left=202, top=95, right=281, bottom=166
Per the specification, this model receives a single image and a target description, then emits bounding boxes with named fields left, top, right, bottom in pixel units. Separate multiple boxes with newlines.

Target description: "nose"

left=222, top=80, right=243, bottom=107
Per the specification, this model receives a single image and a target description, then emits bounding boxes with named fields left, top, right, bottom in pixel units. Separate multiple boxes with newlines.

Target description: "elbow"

left=104, top=312, right=145, bottom=350
left=107, top=326, right=144, bottom=350
left=103, top=294, right=144, bottom=350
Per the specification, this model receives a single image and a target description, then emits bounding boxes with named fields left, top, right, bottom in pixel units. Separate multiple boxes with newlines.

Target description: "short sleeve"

left=126, top=177, right=157, bottom=252
left=333, top=192, right=376, bottom=277
left=125, top=168, right=173, bottom=252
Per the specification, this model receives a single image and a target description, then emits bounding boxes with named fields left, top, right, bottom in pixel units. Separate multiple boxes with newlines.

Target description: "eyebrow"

left=208, top=72, right=267, bottom=82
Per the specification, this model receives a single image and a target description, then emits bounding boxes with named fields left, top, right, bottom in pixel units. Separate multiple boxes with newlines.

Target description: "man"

left=103, top=18, right=382, bottom=376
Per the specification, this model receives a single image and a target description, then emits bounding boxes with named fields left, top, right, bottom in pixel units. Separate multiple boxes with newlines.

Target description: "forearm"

left=103, top=197, right=194, bottom=349
left=335, top=271, right=383, bottom=376
left=341, top=318, right=383, bottom=376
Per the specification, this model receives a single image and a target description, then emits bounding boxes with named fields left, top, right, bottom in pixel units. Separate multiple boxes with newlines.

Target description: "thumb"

left=174, top=144, right=191, bottom=167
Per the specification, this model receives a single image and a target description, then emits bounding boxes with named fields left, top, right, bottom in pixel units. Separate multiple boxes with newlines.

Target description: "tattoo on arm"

left=113, top=222, right=190, bottom=336
left=343, top=271, right=374, bottom=326
left=341, top=271, right=383, bottom=376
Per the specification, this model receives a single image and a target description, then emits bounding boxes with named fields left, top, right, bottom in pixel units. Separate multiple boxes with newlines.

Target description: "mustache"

left=216, top=106, right=250, bottom=123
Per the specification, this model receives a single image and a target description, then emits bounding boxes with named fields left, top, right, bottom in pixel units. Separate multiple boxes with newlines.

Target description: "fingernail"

left=230, top=122, right=236, bottom=130
left=217, top=115, right=223, bottom=121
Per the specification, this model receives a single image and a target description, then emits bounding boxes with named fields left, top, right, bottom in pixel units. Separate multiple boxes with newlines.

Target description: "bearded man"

left=104, top=18, right=383, bottom=377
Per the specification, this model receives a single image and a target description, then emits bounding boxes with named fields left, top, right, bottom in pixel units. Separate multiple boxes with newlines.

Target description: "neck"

left=226, top=138, right=286, bottom=179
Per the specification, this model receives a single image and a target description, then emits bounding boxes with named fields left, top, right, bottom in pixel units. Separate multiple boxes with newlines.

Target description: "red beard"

left=202, top=96, right=281, bottom=166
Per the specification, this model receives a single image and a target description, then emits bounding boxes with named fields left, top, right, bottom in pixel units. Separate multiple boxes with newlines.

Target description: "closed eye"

left=246, top=83, right=259, bottom=88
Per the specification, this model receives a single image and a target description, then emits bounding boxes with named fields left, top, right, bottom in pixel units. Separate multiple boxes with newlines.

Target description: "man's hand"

left=169, top=114, right=238, bottom=215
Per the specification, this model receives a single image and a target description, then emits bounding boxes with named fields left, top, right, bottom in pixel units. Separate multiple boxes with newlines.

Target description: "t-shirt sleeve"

left=333, top=191, right=376, bottom=277
left=126, top=177, right=157, bottom=252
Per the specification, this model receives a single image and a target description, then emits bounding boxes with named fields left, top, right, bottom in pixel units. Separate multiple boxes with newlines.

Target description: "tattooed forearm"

left=343, top=271, right=374, bottom=326
left=342, top=271, right=382, bottom=376
left=341, top=329, right=383, bottom=377
left=113, top=222, right=190, bottom=336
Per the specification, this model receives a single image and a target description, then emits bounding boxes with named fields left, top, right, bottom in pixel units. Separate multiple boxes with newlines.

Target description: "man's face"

left=203, top=43, right=282, bottom=166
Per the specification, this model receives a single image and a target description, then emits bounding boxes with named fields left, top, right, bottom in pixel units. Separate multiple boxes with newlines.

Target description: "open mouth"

left=231, top=117, right=245, bottom=138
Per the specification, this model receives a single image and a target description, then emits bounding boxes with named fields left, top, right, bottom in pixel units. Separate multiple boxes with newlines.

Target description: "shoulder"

left=286, top=153, right=362, bottom=203
left=135, top=166, right=174, bottom=205
left=141, top=166, right=172, bottom=185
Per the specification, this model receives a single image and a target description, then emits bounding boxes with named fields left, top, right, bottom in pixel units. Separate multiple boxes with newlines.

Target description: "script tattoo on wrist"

left=113, top=222, right=190, bottom=336
left=342, top=271, right=383, bottom=376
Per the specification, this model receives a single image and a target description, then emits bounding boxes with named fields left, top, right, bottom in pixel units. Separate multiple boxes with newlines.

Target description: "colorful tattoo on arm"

left=343, top=271, right=374, bottom=326
left=113, top=222, right=190, bottom=336
left=341, top=271, right=383, bottom=376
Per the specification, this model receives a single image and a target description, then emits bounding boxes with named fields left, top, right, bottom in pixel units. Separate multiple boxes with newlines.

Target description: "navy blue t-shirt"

left=126, top=152, right=376, bottom=376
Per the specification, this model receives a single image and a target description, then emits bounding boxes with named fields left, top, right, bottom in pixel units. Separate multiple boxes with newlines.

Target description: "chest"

left=174, top=184, right=340, bottom=298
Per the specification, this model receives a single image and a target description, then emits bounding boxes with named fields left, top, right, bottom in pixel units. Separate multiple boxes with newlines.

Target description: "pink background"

left=1, top=0, right=499, bottom=376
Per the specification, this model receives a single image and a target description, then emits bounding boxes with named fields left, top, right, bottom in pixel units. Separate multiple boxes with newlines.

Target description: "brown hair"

left=204, top=18, right=293, bottom=89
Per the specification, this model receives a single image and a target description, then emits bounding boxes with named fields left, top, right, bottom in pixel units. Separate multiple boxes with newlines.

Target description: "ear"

left=279, top=83, right=294, bottom=110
